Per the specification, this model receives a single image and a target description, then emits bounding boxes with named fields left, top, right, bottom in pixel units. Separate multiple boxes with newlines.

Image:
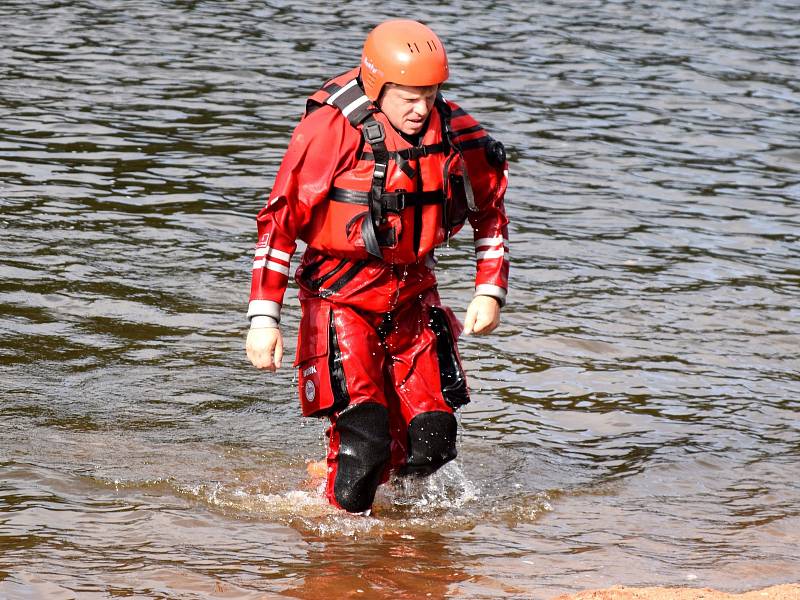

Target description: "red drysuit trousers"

left=294, top=287, right=470, bottom=512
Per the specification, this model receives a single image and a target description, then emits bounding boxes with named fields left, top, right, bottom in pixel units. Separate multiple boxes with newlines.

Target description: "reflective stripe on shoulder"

left=326, top=79, right=359, bottom=105
left=326, top=78, right=373, bottom=123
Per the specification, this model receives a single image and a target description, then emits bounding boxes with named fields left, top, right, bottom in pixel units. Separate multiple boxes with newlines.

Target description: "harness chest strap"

left=331, top=188, right=444, bottom=211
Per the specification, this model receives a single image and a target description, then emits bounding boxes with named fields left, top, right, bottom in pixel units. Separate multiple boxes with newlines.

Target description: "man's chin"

left=403, top=123, right=423, bottom=135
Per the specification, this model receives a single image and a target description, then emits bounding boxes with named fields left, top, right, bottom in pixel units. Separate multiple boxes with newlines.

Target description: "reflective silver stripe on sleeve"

left=265, top=261, right=290, bottom=276
left=475, top=235, right=509, bottom=262
left=474, top=235, right=506, bottom=248
left=254, top=246, right=291, bottom=262
left=252, top=258, right=290, bottom=275
left=476, top=248, right=508, bottom=260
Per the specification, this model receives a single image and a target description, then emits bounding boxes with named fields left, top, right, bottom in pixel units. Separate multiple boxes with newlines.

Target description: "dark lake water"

left=1, top=1, right=799, bottom=598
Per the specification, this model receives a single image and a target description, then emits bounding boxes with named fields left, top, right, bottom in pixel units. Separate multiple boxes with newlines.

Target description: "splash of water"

left=151, top=459, right=552, bottom=538
left=380, top=461, right=480, bottom=513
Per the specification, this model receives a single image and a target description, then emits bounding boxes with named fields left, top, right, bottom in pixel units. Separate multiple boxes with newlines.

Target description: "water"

left=1, top=1, right=799, bottom=598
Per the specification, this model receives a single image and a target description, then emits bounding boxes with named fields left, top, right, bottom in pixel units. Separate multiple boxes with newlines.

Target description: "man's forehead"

left=387, top=83, right=439, bottom=96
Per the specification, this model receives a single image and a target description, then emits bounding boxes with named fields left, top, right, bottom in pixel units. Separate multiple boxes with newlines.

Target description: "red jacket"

left=248, top=75, right=509, bottom=321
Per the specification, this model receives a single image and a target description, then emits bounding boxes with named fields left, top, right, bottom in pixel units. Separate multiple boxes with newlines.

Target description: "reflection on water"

left=1, top=0, right=799, bottom=598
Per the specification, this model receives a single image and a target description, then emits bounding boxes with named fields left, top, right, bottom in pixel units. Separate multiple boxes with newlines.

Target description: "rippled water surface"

left=2, top=1, right=799, bottom=598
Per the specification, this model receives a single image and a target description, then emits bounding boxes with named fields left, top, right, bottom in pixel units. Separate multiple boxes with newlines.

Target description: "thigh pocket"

left=429, top=306, right=470, bottom=409
left=295, top=301, right=350, bottom=418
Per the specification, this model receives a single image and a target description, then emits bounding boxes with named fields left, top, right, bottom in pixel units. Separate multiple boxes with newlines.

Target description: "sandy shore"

left=552, top=584, right=800, bottom=600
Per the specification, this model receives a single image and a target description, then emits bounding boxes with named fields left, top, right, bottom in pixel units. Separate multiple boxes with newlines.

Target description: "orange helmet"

left=360, top=20, right=449, bottom=101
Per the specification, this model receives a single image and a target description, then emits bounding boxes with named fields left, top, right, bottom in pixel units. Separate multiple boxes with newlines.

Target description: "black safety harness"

left=308, top=77, right=459, bottom=259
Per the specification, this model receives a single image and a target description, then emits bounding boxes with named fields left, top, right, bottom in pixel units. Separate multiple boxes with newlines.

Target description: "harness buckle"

left=381, top=191, right=406, bottom=212
left=362, top=120, right=385, bottom=145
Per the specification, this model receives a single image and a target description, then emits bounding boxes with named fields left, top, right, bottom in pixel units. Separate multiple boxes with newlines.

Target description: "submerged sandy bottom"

left=554, top=583, right=800, bottom=600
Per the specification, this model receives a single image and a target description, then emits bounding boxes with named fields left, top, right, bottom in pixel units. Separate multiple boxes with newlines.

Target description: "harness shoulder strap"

left=359, top=114, right=389, bottom=259
left=324, top=77, right=377, bottom=128
left=307, top=74, right=386, bottom=258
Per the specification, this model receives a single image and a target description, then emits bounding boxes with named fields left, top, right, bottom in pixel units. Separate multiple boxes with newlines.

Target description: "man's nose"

left=412, top=99, right=431, bottom=116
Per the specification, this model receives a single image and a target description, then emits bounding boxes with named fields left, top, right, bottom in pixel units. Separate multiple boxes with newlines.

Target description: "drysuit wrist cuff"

left=473, top=284, right=506, bottom=308
left=249, top=315, right=279, bottom=329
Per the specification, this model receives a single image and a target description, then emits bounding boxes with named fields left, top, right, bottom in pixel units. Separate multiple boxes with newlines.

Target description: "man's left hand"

left=463, top=295, right=501, bottom=335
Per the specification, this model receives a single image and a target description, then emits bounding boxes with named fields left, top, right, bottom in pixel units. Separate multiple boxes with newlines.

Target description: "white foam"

left=382, top=461, right=480, bottom=512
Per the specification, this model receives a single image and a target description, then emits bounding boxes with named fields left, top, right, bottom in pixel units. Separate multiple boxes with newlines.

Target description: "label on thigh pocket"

left=295, top=300, right=350, bottom=417
left=295, top=301, right=332, bottom=417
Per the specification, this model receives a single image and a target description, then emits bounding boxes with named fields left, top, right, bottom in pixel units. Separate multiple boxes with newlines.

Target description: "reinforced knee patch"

left=333, top=403, right=391, bottom=513
left=402, top=411, right=458, bottom=476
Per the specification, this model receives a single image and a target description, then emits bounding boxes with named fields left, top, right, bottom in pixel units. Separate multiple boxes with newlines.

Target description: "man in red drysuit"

left=246, top=19, right=509, bottom=513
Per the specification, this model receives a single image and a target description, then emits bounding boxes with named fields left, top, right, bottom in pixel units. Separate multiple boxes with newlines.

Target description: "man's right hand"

left=246, top=327, right=284, bottom=371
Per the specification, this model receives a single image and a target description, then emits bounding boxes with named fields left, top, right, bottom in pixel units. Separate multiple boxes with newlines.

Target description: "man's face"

left=378, top=83, right=438, bottom=136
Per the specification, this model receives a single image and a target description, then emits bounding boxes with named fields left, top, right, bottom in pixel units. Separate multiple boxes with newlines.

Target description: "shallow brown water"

left=1, top=1, right=799, bottom=599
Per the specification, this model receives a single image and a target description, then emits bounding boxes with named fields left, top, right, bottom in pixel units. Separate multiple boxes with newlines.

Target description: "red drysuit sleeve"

left=449, top=101, right=510, bottom=306
left=247, top=106, right=361, bottom=323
